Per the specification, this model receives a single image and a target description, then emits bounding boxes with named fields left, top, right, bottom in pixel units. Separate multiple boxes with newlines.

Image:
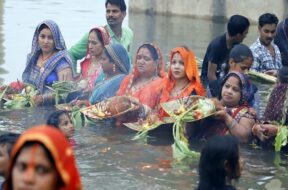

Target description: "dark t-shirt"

left=201, top=33, right=229, bottom=82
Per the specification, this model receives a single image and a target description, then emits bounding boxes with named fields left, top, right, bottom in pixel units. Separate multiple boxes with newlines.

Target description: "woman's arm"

left=57, top=67, right=73, bottom=81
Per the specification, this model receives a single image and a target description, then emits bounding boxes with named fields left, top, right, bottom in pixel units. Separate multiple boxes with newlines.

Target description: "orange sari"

left=117, top=43, right=166, bottom=109
left=159, top=47, right=205, bottom=117
left=5, top=125, right=82, bottom=190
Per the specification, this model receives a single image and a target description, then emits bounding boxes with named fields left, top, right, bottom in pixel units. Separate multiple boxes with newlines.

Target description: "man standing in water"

left=250, top=13, right=281, bottom=76
left=200, top=14, right=250, bottom=97
left=68, top=0, right=133, bottom=74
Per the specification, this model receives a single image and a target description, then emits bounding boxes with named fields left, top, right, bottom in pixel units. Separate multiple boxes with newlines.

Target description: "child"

left=0, top=133, right=20, bottom=190
left=46, top=110, right=75, bottom=145
left=197, top=135, right=243, bottom=190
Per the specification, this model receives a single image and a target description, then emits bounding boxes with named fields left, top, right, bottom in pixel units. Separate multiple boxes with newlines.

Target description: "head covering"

left=219, top=71, right=257, bottom=106
left=104, top=43, right=130, bottom=74
left=274, top=18, right=288, bottom=66
left=22, top=20, right=72, bottom=93
left=5, top=125, right=82, bottom=190
left=117, top=43, right=166, bottom=95
left=161, top=46, right=205, bottom=102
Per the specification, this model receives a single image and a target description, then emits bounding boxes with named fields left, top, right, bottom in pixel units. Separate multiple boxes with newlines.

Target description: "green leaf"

left=274, top=126, right=288, bottom=152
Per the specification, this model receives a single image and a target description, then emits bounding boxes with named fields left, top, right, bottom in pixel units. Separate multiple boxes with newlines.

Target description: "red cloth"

left=5, top=125, right=82, bottom=190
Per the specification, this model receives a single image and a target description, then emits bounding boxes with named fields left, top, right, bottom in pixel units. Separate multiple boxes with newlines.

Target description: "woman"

left=117, top=43, right=166, bottom=109
left=197, top=135, right=243, bottom=190
left=89, top=43, right=130, bottom=104
left=159, top=46, right=205, bottom=117
left=4, top=125, right=82, bottom=190
left=264, top=66, right=288, bottom=124
left=22, top=20, right=73, bottom=106
left=77, top=27, right=111, bottom=91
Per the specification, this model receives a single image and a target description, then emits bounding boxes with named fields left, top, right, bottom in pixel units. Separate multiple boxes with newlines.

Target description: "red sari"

left=159, top=47, right=205, bottom=118
left=5, top=125, right=82, bottom=190
left=117, top=43, right=166, bottom=109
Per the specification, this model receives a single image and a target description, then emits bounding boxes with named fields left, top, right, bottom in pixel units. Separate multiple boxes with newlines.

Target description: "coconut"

left=106, top=96, right=132, bottom=115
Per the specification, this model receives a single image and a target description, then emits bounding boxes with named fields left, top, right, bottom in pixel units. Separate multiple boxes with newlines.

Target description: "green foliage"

left=275, top=126, right=288, bottom=152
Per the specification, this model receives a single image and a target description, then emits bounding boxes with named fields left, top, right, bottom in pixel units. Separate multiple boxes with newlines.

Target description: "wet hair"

left=224, top=44, right=254, bottom=74
left=258, top=13, right=279, bottom=27
left=105, top=0, right=126, bottom=12
left=89, top=29, right=105, bottom=46
left=0, top=133, right=20, bottom=156
left=47, top=110, right=69, bottom=128
left=227, top=15, right=250, bottom=36
left=38, top=23, right=49, bottom=33
left=278, top=66, right=288, bottom=84
left=138, top=44, right=159, bottom=61
left=197, top=135, right=240, bottom=190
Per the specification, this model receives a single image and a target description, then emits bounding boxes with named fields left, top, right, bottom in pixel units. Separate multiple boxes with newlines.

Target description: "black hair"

left=0, top=133, right=20, bottom=156
left=259, top=13, right=279, bottom=27
left=227, top=15, right=250, bottom=36
left=224, top=44, right=254, bottom=74
left=47, top=110, right=69, bottom=128
left=89, top=29, right=105, bottom=46
left=103, top=48, right=114, bottom=63
left=138, top=44, right=159, bottom=61
left=219, top=72, right=243, bottom=104
left=38, top=23, right=49, bottom=33
left=105, top=0, right=126, bottom=12
left=197, top=135, right=240, bottom=190
left=278, top=66, right=288, bottom=84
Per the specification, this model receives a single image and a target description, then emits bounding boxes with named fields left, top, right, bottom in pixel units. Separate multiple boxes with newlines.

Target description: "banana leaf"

left=128, top=120, right=164, bottom=140
left=274, top=126, right=288, bottom=152
left=248, top=70, right=276, bottom=84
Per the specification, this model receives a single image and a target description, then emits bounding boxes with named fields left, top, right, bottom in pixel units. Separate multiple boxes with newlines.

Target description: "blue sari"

left=89, top=43, right=130, bottom=104
left=22, top=20, right=72, bottom=94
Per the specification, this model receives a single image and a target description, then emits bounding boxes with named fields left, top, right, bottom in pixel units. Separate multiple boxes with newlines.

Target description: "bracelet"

left=227, top=118, right=237, bottom=130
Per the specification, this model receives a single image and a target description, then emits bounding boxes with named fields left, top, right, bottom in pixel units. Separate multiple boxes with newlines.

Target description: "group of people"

left=3, top=0, right=288, bottom=189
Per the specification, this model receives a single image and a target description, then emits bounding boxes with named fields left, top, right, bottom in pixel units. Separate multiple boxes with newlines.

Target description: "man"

left=0, top=133, right=20, bottom=190
left=68, top=0, right=133, bottom=75
left=201, top=15, right=250, bottom=97
left=250, top=13, right=281, bottom=76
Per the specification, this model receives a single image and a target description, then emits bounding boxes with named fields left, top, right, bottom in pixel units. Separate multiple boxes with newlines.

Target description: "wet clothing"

left=22, top=20, right=72, bottom=94
left=69, top=25, right=133, bottom=74
left=250, top=38, right=282, bottom=72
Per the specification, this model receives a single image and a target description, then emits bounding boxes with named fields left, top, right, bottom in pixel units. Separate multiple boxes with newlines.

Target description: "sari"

left=159, top=46, right=205, bottom=117
left=22, top=20, right=72, bottom=94
left=189, top=72, right=256, bottom=140
left=5, top=125, right=82, bottom=190
left=78, top=27, right=111, bottom=90
left=264, top=84, right=288, bottom=125
left=117, top=43, right=166, bottom=109
left=274, top=18, right=288, bottom=66
left=89, top=43, right=130, bottom=104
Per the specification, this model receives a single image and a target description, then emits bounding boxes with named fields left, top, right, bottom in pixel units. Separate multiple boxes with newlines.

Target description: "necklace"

left=171, top=81, right=190, bottom=97
left=39, top=52, right=54, bottom=73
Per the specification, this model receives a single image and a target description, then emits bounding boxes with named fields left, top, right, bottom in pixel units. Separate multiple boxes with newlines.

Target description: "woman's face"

left=229, top=57, right=253, bottom=74
left=171, top=53, right=187, bottom=80
left=136, top=47, right=157, bottom=76
left=38, top=28, right=55, bottom=54
left=221, top=76, right=241, bottom=107
left=101, top=51, right=114, bottom=74
left=58, top=113, right=74, bottom=139
left=88, top=31, right=104, bottom=57
left=12, top=145, right=59, bottom=190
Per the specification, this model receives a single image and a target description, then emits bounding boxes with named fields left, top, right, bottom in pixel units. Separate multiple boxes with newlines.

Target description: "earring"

left=113, top=64, right=116, bottom=73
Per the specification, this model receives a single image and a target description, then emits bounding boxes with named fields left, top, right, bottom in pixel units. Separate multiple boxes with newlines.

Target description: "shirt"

left=250, top=38, right=282, bottom=72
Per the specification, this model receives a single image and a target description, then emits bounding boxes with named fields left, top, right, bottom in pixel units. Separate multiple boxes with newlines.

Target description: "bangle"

left=227, top=118, right=237, bottom=130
